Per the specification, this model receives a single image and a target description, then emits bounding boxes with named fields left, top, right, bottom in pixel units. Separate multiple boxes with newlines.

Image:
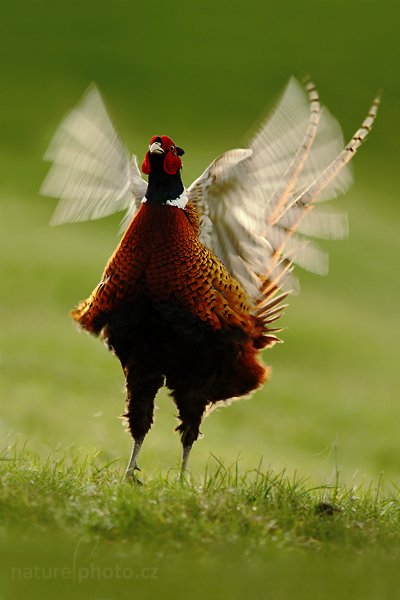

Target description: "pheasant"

left=41, top=79, right=379, bottom=479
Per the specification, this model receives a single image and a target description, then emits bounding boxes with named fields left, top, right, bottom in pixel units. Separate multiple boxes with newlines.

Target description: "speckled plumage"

left=72, top=202, right=258, bottom=336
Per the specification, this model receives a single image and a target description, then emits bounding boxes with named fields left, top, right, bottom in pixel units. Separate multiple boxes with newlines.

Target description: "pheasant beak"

left=149, top=140, right=164, bottom=155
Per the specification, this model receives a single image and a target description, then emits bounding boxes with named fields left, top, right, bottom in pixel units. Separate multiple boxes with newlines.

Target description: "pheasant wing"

left=188, top=78, right=379, bottom=300
left=40, top=84, right=146, bottom=226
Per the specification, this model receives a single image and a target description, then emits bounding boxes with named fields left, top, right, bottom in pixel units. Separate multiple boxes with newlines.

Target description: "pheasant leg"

left=125, top=436, right=145, bottom=483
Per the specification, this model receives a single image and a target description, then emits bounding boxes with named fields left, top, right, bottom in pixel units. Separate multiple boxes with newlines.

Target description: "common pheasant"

left=41, top=79, right=379, bottom=479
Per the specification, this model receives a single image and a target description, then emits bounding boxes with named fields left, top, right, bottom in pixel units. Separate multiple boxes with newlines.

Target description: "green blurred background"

left=0, top=0, right=399, bottom=485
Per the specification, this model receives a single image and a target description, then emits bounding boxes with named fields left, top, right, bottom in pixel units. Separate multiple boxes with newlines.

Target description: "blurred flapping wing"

left=40, top=84, right=146, bottom=227
left=188, top=78, right=379, bottom=301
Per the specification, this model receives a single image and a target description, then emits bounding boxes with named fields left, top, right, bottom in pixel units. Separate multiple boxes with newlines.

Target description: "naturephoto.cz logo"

left=11, top=538, right=159, bottom=583
left=11, top=564, right=159, bottom=582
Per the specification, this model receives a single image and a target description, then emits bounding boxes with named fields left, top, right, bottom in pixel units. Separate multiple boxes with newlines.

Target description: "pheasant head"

left=141, top=135, right=185, bottom=176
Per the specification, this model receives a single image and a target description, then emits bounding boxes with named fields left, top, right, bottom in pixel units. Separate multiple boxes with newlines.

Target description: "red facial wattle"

left=141, top=135, right=183, bottom=176
left=163, top=150, right=182, bottom=175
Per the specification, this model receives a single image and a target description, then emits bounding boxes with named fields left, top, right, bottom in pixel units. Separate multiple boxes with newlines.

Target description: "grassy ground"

left=0, top=1, right=399, bottom=598
left=1, top=445, right=400, bottom=599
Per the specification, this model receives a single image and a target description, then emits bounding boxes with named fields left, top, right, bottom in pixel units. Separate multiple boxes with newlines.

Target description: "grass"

left=2, top=444, right=400, bottom=599
left=2, top=444, right=399, bottom=551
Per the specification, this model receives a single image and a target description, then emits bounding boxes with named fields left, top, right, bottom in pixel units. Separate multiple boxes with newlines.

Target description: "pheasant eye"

left=170, top=145, right=175, bottom=151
